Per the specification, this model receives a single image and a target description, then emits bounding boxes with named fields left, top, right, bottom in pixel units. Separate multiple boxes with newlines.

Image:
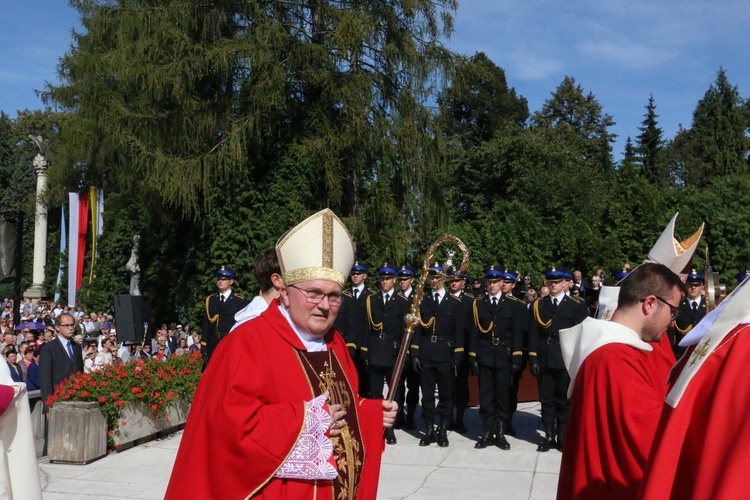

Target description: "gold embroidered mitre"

left=276, top=209, right=355, bottom=288
left=646, top=212, right=704, bottom=275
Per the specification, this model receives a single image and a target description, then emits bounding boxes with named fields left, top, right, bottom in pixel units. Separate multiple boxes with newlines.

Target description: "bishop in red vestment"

left=166, top=209, right=397, bottom=499
left=558, top=263, right=684, bottom=499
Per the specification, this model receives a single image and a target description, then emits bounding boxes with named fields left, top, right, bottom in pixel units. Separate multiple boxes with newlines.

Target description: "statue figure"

left=126, top=235, right=141, bottom=296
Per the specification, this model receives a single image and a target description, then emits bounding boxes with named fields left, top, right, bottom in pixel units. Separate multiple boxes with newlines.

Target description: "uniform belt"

left=430, top=335, right=453, bottom=343
left=490, top=336, right=508, bottom=346
left=545, top=336, right=560, bottom=345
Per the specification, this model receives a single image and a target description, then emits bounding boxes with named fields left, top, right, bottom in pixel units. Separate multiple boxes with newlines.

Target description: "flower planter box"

left=113, top=399, right=190, bottom=451
left=48, top=401, right=108, bottom=464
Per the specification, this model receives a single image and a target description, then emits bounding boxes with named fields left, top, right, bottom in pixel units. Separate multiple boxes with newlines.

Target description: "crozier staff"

left=166, top=209, right=397, bottom=499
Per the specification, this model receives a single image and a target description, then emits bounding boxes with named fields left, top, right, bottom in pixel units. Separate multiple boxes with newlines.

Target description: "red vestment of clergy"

left=558, top=334, right=674, bottom=499
left=639, top=324, right=750, bottom=499
left=165, top=300, right=385, bottom=499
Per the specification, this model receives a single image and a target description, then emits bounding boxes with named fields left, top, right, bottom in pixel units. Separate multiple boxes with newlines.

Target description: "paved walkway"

left=38, top=402, right=561, bottom=499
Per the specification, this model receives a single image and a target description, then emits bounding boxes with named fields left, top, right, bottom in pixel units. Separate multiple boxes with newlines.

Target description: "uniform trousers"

left=367, top=364, right=396, bottom=399
left=397, top=361, right=420, bottom=411
left=419, top=359, right=454, bottom=425
left=454, top=356, right=471, bottom=414
left=537, top=367, right=570, bottom=428
left=478, top=364, right=511, bottom=430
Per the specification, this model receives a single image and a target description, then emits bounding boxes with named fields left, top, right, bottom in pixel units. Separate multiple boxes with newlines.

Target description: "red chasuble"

left=639, top=324, right=750, bottom=499
left=558, top=341, right=672, bottom=499
left=165, top=300, right=385, bottom=499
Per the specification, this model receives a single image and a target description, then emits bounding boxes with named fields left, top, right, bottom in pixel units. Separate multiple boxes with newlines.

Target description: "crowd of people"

left=0, top=299, right=203, bottom=393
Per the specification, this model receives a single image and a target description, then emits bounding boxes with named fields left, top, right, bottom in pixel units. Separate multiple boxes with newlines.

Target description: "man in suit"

left=528, top=267, right=589, bottom=452
left=673, top=270, right=707, bottom=357
left=202, top=266, right=250, bottom=363
left=411, top=264, right=465, bottom=447
left=39, top=312, right=84, bottom=407
left=396, top=264, right=420, bottom=429
left=469, top=267, right=524, bottom=450
left=334, top=261, right=374, bottom=397
left=362, top=264, right=410, bottom=444
left=39, top=312, right=85, bottom=454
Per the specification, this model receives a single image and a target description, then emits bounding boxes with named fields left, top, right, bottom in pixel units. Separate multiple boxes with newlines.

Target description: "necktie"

left=434, top=293, right=440, bottom=304
left=492, top=297, right=498, bottom=306
left=220, top=295, right=225, bottom=303
left=354, top=289, right=359, bottom=299
left=384, top=294, right=389, bottom=305
left=66, top=341, right=75, bottom=362
left=553, top=297, right=559, bottom=307
left=692, top=301, right=698, bottom=311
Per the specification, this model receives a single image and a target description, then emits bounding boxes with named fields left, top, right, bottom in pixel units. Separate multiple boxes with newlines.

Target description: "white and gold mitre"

left=276, top=209, right=354, bottom=288
left=645, top=212, right=704, bottom=274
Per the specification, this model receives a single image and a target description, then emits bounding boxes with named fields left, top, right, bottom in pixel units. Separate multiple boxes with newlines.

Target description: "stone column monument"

left=24, top=136, right=50, bottom=299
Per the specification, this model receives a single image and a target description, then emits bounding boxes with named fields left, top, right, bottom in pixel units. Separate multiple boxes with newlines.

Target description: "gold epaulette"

left=447, top=294, right=461, bottom=302
left=394, top=293, right=409, bottom=302
left=233, top=293, right=246, bottom=300
left=464, top=292, right=475, bottom=299
left=506, top=294, right=523, bottom=303
left=343, top=290, right=353, bottom=298
left=568, top=295, right=585, bottom=304
left=365, top=288, right=377, bottom=295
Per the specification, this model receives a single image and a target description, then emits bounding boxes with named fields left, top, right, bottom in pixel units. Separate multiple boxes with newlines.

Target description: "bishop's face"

left=281, top=279, right=343, bottom=337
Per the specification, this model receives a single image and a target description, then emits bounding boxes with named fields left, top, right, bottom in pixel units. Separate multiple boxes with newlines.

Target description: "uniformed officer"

left=502, top=269, right=529, bottom=437
left=469, top=267, right=524, bottom=450
left=334, top=261, right=375, bottom=397
left=528, top=267, right=588, bottom=452
left=446, top=266, right=473, bottom=434
left=202, top=266, right=250, bottom=363
left=673, top=269, right=707, bottom=357
left=411, top=264, right=465, bottom=447
left=396, top=264, right=420, bottom=430
left=362, top=263, right=410, bottom=444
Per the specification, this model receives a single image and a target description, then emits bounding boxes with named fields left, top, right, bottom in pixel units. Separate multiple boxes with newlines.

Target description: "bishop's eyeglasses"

left=288, top=284, right=343, bottom=307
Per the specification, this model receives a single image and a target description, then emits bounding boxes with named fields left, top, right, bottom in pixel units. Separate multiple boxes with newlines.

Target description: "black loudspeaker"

left=114, top=294, right=150, bottom=344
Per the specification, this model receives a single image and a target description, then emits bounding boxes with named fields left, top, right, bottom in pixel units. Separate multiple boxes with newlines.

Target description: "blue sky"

left=2, top=1, right=748, bottom=159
